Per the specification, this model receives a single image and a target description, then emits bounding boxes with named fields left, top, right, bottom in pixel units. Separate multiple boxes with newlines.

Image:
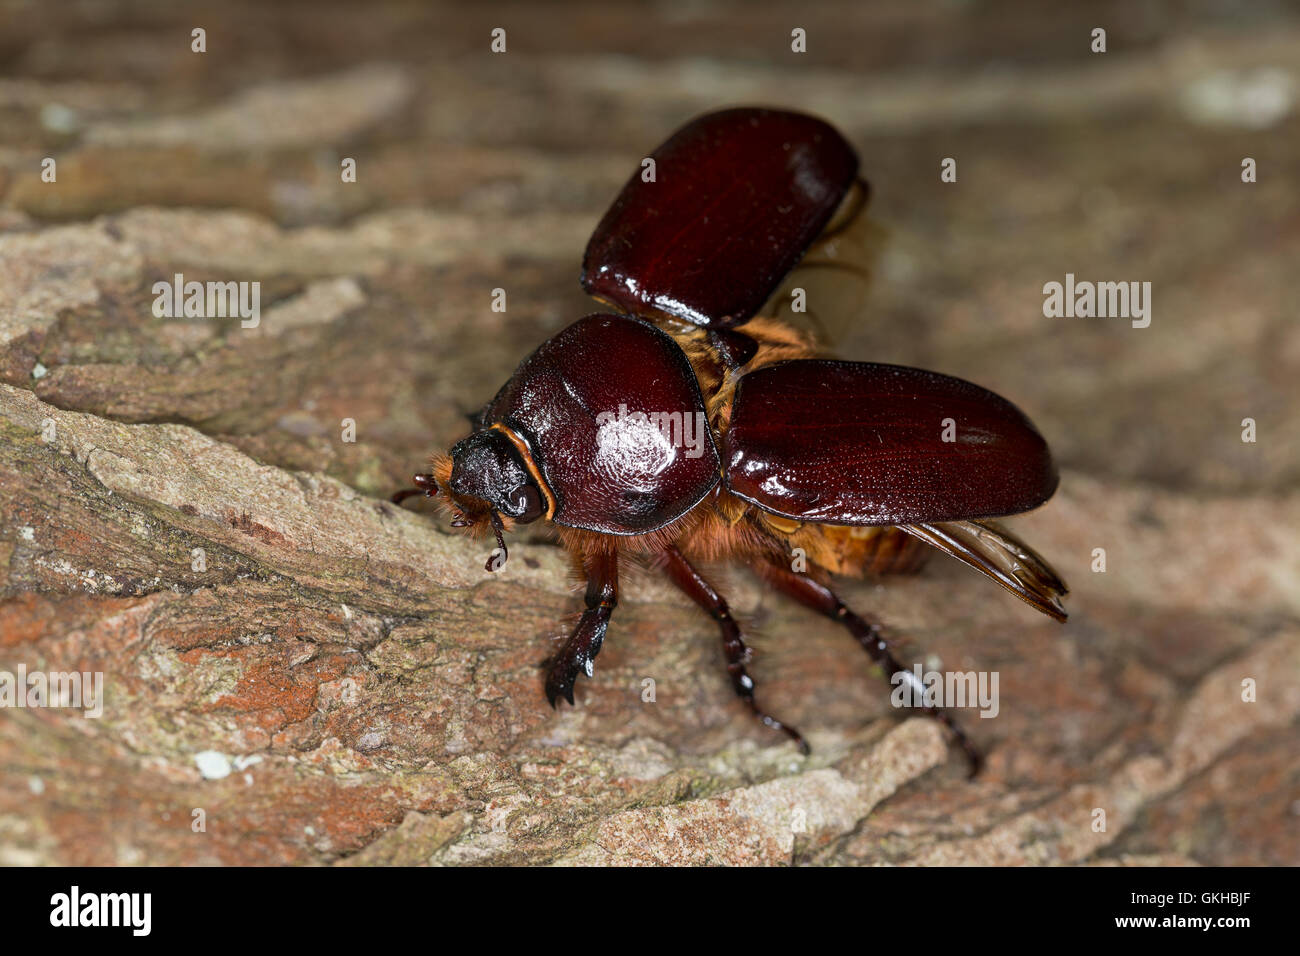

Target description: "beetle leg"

left=661, top=545, right=809, bottom=755
left=755, top=560, right=983, bottom=776
left=545, top=550, right=618, bottom=707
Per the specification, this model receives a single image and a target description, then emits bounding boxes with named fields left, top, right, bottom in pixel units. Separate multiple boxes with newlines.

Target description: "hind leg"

left=754, top=559, right=983, bottom=774
left=660, top=545, right=808, bottom=754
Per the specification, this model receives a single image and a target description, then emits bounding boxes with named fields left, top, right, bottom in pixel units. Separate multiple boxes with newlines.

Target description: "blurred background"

left=0, top=1, right=1296, bottom=866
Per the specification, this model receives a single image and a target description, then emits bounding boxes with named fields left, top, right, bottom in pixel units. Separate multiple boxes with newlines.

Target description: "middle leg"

left=660, top=545, right=808, bottom=754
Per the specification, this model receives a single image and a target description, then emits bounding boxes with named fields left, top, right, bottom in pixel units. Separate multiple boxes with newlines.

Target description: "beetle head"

left=430, top=429, right=546, bottom=570
left=448, top=429, right=546, bottom=522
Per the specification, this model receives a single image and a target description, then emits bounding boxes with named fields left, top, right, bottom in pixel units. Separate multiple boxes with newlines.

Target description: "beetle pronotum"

left=394, top=108, right=1067, bottom=770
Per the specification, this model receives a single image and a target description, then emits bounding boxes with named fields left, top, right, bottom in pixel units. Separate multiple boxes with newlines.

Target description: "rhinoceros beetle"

left=394, top=108, right=1068, bottom=770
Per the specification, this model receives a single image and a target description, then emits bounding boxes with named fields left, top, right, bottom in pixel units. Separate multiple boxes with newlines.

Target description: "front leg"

left=545, top=549, right=619, bottom=706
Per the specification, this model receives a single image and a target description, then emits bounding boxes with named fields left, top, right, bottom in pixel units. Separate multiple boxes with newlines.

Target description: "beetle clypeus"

left=394, top=108, right=1067, bottom=770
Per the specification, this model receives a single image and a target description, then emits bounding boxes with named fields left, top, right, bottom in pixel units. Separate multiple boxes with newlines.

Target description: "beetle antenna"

left=487, top=510, right=508, bottom=571
left=391, top=473, right=438, bottom=505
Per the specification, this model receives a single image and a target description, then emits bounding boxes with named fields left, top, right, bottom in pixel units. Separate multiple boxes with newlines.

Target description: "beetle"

left=394, top=107, right=1067, bottom=769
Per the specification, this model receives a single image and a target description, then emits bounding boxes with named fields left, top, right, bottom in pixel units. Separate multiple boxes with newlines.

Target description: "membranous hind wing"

left=762, top=177, right=889, bottom=350
left=722, top=359, right=1067, bottom=619
left=582, top=108, right=859, bottom=329
left=899, top=520, right=1068, bottom=621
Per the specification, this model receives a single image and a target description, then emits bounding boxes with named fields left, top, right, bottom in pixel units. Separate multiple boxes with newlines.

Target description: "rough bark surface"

left=1, top=1, right=1297, bottom=866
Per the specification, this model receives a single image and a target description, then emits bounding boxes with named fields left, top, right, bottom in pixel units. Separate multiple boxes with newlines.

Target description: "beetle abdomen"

left=759, top=514, right=931, bottom=575
left=484, top=313, right=721, bottom=536
left=723, top=359, right=1058, bottom=526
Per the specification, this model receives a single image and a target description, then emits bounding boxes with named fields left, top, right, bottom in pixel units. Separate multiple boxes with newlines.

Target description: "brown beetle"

left=395, top=108, right=1067, bottom=767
